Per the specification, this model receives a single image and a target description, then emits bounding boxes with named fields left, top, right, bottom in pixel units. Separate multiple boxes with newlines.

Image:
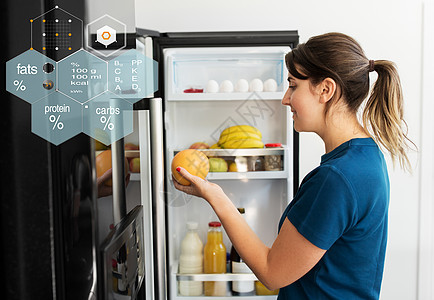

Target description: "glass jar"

left=264, top=143, right=283, bottom=171
left=247, top=156, right=265, bottom=171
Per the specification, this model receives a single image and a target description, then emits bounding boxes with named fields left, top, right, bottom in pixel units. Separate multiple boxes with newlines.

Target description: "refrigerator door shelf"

left=100, top=205, right=145, bottom=300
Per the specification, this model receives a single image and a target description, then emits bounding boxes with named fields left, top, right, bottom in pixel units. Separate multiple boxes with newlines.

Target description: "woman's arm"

left=173, top=167, right=326, bottom=290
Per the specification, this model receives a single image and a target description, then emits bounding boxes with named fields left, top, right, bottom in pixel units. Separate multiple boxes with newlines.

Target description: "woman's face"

left=281, top=74, right=325, bottom=133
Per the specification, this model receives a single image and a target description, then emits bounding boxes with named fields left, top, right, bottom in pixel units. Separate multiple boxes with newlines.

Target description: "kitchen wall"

left=134, top=0, right=434, bottom=299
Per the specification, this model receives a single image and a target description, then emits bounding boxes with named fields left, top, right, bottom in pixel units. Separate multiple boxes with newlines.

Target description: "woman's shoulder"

left=323, top=138, right=387, bottom=177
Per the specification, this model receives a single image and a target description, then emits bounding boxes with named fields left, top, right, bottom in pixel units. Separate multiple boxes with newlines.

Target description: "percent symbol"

left=13, top=80, right=26, bottom=91
left=71, top=62, right=80, bottom=67
left=100, top=116, right=114, bottom=131
left=49, top=115, right=64, bottom=130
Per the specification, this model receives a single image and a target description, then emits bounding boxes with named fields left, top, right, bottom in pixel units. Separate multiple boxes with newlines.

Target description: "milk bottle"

left=179, top=222, right=204, bottom=296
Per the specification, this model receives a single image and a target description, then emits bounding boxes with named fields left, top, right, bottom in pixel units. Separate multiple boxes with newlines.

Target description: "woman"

left=174, top=32, right=413, bottom=299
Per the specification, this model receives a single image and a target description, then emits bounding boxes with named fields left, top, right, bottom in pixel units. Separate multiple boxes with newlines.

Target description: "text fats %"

left=49, top=114, right=64, bottom=130
left=14, top=80, right=26, bottom=91
left=100, top=116, right=114, bottom=131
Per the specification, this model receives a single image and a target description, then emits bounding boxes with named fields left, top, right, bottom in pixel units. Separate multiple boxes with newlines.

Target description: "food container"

left=264, top=143, right=283, bottom=171
left=247, top=156, right=265, bottom=171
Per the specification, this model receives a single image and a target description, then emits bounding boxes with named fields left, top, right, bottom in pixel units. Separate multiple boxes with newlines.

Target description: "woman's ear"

left=319, top=78, right=337, bottom=104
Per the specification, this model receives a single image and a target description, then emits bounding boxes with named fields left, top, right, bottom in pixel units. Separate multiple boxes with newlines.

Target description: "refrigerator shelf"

left=167, top=91, right=284, bottom=102
left=176, top=273, right=258, bottom=281
left=173, top=295, right=277, bottom=300
left=171, top=148, right=287, bottom=179
left=207, top=170, right=287, bottom=180
left=175, top=148, right=285, bottom=157
left=170, top=263, right=278, bottom=299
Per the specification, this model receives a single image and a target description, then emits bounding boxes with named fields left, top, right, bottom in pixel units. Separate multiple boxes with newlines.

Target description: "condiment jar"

left=264, top=143, right=283, bottom=171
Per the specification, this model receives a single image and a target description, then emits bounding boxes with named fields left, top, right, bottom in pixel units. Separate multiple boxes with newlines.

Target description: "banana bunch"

left=218, top=125, right=264, bottom=149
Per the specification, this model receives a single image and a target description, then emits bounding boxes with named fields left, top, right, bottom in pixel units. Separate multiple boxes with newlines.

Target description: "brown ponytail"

left=285, top=32, right=414, bottom=171
left=363, top=60, right=414, bottom=171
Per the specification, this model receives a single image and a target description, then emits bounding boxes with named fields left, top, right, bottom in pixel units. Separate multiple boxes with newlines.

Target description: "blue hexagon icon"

left=83, top=91, right=133, bottom=145
left=32, top=92, right=82, bottom=145
left=108, top=49, right=158, bottom=103
left=6, top=49, right=56, bottom=104
left=58, top=49, right=107, bottom=103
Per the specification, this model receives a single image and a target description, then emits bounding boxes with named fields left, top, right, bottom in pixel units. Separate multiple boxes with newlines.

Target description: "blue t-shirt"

left=278, top=138, right=389, bottom=300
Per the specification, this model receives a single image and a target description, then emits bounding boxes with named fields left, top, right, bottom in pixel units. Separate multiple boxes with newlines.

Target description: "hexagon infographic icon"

left=108, top=49, right=158, bottom=103
left=31, top=92, right=83, bottom=145
left=57, top=49, right=108, bottom=103
left=82, top=91, right=133, bottom=145
left=87, top=15, right=126, bottom=57
left=6, top=50, right=57, bottom=104
left=6, top=7, right=146, bottom=146
left=30, top=6, right=83, bottom=60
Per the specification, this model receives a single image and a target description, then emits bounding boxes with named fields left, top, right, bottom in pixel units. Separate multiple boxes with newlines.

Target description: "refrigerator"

left=132, top=30, right=299, bottom=300
left=1, top=0, right=146, bottom=299
left=1, top=0, right=299, bottom=298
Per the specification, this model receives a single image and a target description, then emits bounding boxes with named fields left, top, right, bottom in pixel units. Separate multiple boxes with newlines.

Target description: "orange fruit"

left=171, top=149, right=209, bottom=185
left=96, top=150, right=129, bottom=186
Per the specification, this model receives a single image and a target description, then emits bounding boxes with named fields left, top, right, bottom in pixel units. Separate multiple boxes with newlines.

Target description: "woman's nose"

left=282, top=88, right=290, bottom=106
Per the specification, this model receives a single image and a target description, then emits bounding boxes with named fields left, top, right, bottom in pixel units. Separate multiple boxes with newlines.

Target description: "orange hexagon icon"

left=102, top=31, right=111, bottom=40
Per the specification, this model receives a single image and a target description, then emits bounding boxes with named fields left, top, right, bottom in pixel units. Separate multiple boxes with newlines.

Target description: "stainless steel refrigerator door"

left=100, top=205, right=145, bottom=300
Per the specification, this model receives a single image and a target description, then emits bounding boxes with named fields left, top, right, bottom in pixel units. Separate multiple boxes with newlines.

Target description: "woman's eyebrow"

left=287, top=76, right=295, bottom=82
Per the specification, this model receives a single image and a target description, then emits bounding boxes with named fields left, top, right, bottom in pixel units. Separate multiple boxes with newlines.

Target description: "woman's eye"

left=289, top=83, right=296, bottom=89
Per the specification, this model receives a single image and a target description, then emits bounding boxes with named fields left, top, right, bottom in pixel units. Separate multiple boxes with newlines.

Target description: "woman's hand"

left=172, top=167, right=225, bottom=202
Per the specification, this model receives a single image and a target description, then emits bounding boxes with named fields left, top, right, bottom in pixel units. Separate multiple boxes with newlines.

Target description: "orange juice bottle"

left=204, top=221, right=227, bottom=296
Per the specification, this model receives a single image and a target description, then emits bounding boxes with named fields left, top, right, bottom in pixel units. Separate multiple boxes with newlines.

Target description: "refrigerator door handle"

left=138, top=109, right=154, bottom=300
left=149, top=98, right=167, bottom=300
left=111, top=138, right=128, bottom=225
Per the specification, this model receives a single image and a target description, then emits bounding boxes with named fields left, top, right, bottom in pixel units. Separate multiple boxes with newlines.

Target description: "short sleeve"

left=286, top=166, right=358, bottom=250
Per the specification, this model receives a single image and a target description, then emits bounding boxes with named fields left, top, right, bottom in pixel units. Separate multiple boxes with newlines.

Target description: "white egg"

left=234, top=79, right=249, bottom=92
left=263, top=78, right=278, bottom=92
left=206, top=80, right=219, bottom=93
left=219, top=80, right=234, bottom=93
left=249, top=78, right=264, bottom=92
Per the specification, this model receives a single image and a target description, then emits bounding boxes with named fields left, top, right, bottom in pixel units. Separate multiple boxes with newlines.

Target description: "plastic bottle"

left=179, top=222, right=204, bottom=296
left=230, top=208, right=255, bottom=296
left=204, top=221, right=227, bottom=296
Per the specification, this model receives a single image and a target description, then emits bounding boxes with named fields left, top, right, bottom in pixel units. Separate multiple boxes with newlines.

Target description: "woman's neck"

left=318, top=112, right=370, bottom=154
